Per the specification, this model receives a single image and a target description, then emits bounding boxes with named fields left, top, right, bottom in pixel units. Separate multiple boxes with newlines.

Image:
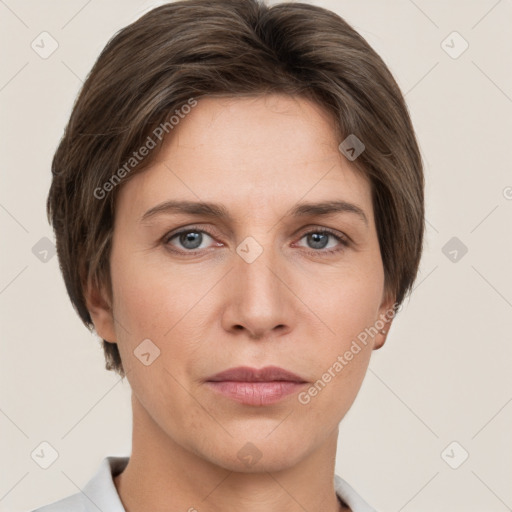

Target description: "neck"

left=114, top=395, right=349, bottom=512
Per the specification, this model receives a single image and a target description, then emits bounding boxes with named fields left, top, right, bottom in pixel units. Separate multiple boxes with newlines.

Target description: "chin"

left=196, top=433, right=311, bottom=474
left=218, top=449, right=304, bottom=474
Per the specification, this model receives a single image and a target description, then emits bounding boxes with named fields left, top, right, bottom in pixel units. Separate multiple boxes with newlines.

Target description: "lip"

left=206, top=365, right=307, bottom=383
left=205, top=365, right=308, bottom=406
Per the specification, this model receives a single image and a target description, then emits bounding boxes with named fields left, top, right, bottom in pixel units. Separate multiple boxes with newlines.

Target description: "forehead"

left=115, top=94, right=373, bottom=225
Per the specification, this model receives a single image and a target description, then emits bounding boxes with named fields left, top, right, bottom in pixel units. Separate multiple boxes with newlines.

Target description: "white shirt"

left=30, top=456, right=377, bottom=512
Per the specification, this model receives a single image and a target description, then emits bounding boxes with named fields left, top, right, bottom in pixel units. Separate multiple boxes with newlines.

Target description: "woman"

left=35, top=1, right=424, bottom=510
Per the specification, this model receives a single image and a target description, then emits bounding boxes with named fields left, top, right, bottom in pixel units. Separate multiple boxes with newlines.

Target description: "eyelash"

left=163, top=225, right=350, bottom=256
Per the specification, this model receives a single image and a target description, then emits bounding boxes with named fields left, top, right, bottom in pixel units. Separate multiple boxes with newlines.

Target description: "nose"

left=220, top=243, right=296, bottom=340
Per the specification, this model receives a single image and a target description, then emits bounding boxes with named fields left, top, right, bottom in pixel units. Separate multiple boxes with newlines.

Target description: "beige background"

left=1, top=0, right=511, bottom=511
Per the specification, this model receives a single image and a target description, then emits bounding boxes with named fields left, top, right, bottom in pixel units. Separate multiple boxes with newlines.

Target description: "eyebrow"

left=140, top=199, right=369, bottom=227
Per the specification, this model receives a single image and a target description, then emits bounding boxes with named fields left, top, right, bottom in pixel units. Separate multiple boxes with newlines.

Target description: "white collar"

left=334, top=473, right=377, bottom=511
left=80, top=456, right=128, bottom=512
left=79, top=456, right=376, bottom=512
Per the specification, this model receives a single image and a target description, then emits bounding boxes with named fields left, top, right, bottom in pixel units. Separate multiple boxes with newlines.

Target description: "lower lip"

left=206, top=381, right=306, bottom=405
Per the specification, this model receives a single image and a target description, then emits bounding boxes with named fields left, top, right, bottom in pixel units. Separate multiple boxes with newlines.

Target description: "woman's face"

left=90, top=94, right=395, bottom=472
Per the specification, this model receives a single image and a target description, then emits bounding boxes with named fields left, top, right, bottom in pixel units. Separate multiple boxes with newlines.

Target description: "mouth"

left=205, top=365, right=308, bottom=406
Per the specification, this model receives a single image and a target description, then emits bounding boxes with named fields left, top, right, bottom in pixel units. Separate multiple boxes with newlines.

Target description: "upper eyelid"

left=166, top=224, right=346, bottom=236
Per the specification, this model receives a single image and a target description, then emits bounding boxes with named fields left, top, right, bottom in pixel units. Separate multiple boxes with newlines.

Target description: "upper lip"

left=206, top=365, right=307, bottom=383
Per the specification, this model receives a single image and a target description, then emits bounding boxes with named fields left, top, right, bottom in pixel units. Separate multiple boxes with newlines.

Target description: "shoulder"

left=27, top=492, right=85, bottom=512
left=27, top=455, right=129, bottom=512
left=334, top=474, right=378, bottom=512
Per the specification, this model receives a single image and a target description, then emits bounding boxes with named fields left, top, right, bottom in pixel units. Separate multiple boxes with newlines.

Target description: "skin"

left=86, top=93, right=395, bottom=512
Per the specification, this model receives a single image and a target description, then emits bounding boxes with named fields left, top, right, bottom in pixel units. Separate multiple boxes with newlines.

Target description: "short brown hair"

left=48, top=0, right=424, bottom=378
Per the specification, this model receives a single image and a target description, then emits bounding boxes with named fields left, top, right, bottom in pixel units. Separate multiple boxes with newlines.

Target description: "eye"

left=163, top=226, right=349, bottom=255
left=295, top=228, right=349, bottom=255
left=164, top=227, right=220, bottom=253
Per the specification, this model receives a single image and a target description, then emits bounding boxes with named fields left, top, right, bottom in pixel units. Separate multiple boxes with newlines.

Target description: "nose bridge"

left=224, top=231, right=292, bottom=337
left=235, top=233, right=282, bottom=303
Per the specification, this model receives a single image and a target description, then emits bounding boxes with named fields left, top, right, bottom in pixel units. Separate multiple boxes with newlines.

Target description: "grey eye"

left=168, top=230, right=214, bottom=250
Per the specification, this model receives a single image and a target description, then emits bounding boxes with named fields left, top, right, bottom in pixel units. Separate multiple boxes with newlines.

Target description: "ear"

left=84, top=278, right=117, bottom=344
left=373, top=291, right=398, bottom=351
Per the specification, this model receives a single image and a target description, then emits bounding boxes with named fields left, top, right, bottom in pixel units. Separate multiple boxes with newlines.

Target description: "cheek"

left=298, top=289, right=378, bottom=425
left=109, top=249, right=214, bottom=372
left=298, top=348, right=371, bottom=434
left=298, top=268, right=383, bottom=412
left=110, top=247, right=186, bottom=333
left=312, top=257, right=385, bottom=344
left=331, top=286, right=382, bottom=344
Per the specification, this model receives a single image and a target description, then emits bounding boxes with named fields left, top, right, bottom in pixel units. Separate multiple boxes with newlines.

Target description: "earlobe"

left=84, top=279, right=117, bottom=343
left=373, top=293, right=398, bottom=351
left=373, top=326, right=390, bottom=350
